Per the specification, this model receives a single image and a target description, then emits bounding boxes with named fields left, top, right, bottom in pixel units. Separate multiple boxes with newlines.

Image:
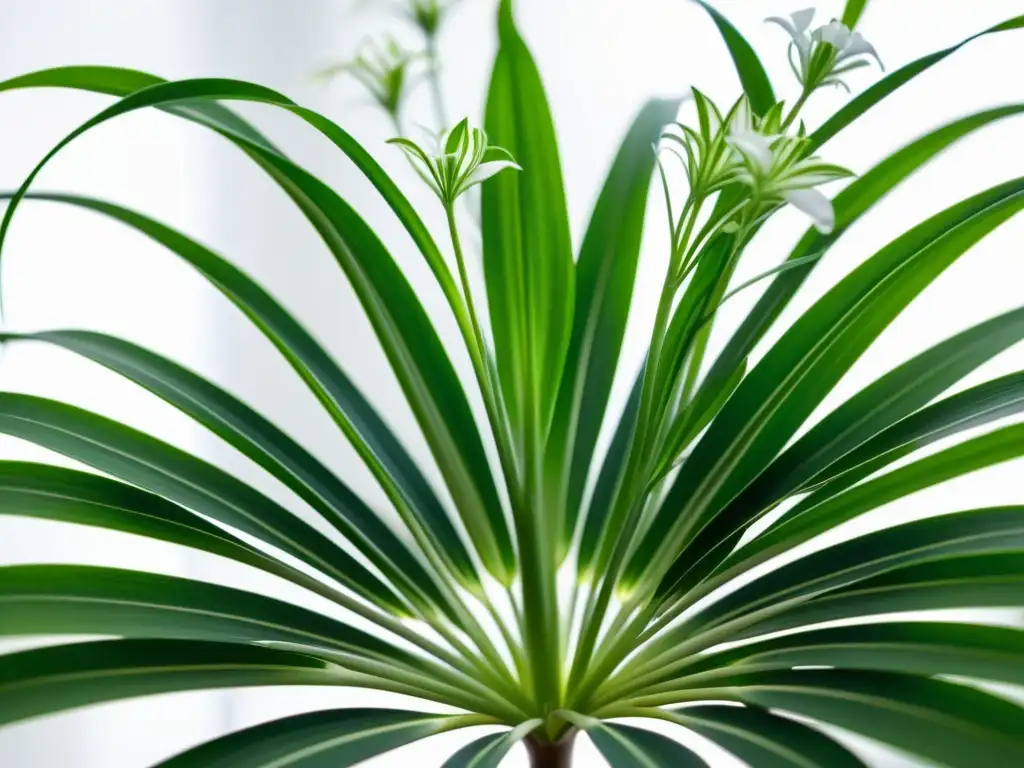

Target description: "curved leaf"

left=664, top=306, right=1024, bottom=597
left=0, top=393, right=407, bottom=613
left=0, top=461, right=399, bottom=612
left=441, top=720, right=542, bottom=768
left=810, top=16, right=1024, bottom=150
left=587, top=721, right=707, bottom=767
left=628, top=177, right=1024, bottom=592
left=548, top=98, right=680, bottom=561
left=689, top=506, right=1024, bottom=637
left=670, top=704, right=868, bottom=768
left=703, top=423, right=1024, bottom=601
left=694, top=105, right=1024, bottom=451
left=735, top=552, right=1024, bottom=640
left=2, top=191, right=476, bottom=592
left=667, top=622, right=1024, bottom=690
left=0, top=638, right=343, bottom=726
left=692, top=1, right=776, bottom=116
left=154, top=708, right=451, bottom=768
left=0, top=330, right=450, bottom=618
left=716, top=669, right=1024, bottom=768
left=0, top=564, right=401, bottom=661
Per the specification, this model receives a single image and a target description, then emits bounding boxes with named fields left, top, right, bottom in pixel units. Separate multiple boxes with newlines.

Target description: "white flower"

left=784, top=188, right=835, bottom=233
left=767, top=8, right=883, bottom=92
left=389, top=118, right=521, bottom=207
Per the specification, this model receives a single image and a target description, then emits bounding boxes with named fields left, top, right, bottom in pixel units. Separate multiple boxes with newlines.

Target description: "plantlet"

left=1, top=1, right=1024, bottom=765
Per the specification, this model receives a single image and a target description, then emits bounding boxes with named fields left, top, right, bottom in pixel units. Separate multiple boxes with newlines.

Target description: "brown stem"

left=525, top=731, right=577, bottom=768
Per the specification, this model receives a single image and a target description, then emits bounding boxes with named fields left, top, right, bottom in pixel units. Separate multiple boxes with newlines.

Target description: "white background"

left=1, top=0, right=1023, bottom=765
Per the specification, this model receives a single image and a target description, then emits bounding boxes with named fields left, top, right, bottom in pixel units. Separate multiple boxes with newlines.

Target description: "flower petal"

left=729, top=130, right=775, bottom=174
left=814, top=20, right=851, bottom=50
left=838, top=31, right=885, bottom=69
left=460, top=159, right=522, bottom=191
left=791, top=8, right=816, bottom=32
left=785, top=188, right=835, bottom=233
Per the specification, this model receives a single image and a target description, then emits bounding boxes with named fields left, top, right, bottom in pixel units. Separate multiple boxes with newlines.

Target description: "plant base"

left=524, top=731, right=577, bottom=768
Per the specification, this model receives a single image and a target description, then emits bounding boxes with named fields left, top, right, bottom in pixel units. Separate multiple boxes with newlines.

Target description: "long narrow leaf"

left=692, top=1, right=776, bottom=116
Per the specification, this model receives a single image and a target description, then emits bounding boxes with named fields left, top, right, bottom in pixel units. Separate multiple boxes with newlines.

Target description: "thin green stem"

left=425, top=34, right=449, bottom=131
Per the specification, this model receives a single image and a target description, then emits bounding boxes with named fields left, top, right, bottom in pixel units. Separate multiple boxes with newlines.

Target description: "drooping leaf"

left=0, top=330, right=451, bottom=619
left=587, top=722, right=708, bottom=767
left=441, top=720, right=542, bottom=768
left=0, top=393, right=408, bottom=614
left=2, top=191, right=477, bottom=592
left=713, top=669, right=1024, bottom=768
left=669, top=704, right=869, bottom=768
left=154, top=708, right=452, bottom=768
left=0, top=639, right=343, bottom=726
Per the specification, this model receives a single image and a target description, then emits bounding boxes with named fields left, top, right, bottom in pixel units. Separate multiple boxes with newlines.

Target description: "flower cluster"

left=663, top=93, right=851, bottom=234
left=313, top=36, right=419, bottom=119
left=389, top=118, right=521, bottom=208
left=768, top=8, right=883, bottom=93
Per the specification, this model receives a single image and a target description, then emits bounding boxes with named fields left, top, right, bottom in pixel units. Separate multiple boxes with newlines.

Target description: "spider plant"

left=2, top=0, right=1024, bottom=765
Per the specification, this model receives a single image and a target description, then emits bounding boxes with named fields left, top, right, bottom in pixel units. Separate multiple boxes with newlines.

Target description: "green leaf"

left=735, top=552, right=1024, bottom=640
left=705, top=423, right=1024, bottom=603
left=0, top=66, right=467, bottom=346
left=0, top=71, right=507, bottom=587
left=670, top=623, right=1024, bottom=689
left=693, top=1, right=776, bottom=116
left=587, top=722, right=707, bottom=767
left=484, top=0, right=575, bottom=444
left=547, top=98, right=680, bottom=561
left=694, top=105, right=1024, bottom=448
left=577, top=372, right=642, bottom=581
left=841, top=0, right=871, bottom=28
left=715, top=669, right=1024, bottom=768
left=4, top=191, right=477, bottom=592
left=0, top=639, right=344, bottom=726
left=0, top=461, right=396, bottom=612
left=442, top=720, right=542, bottom=768
left=802, top=369, right=1024, bottom=496
left=247, top=147, right=514, bottom=584
left=689, top=506, right=1024, bottom=637
left=0, top=394, right=409, bottom=614
left=154, top=708, right=450, bottom=767
left=669, top=705, right=868, bottom=768
left=664, top=305, right=1024, bottom=597
left=627, top=177, right=1024, bottom=592
left=810, top=16, right=1024, bottom=150
left=0, top=565, right=403, bottom=661
left=0, top=330, right=450, bottom=619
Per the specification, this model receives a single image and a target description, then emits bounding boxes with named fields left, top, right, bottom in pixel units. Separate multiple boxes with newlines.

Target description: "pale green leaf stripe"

left=588, top=722, right=707, bottom=767
left=153, top=708, right=451, bottom=768
left=0, top=330, right=451, bottom=619
left=0, top=639, right=344, bottom=726
left=690, top=505, right=1024, bottom=635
